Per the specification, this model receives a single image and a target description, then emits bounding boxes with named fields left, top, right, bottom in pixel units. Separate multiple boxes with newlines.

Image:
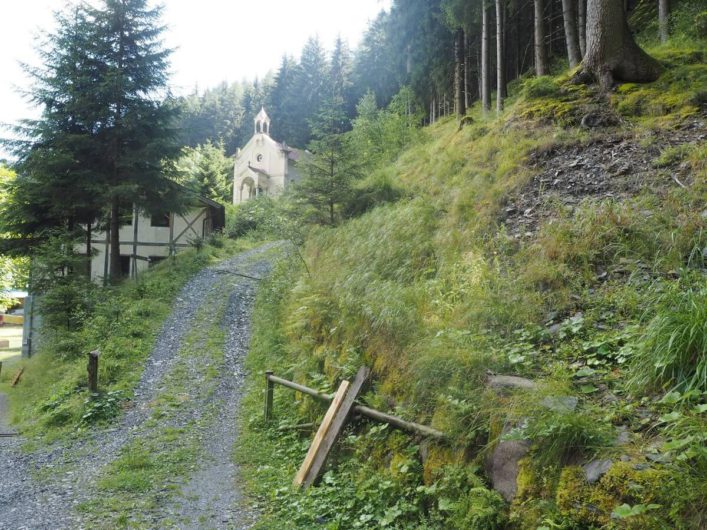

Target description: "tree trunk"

left=658, top=0, right=669, bottom=43
left=534, top=0, right=547, bottom=75
left=496, top=0, right=505, bottom=112
left=579, top=0, right=661, bottom=88
left=464, top=32, right=471, bottom=108
left=109, top=195, right=121, bottom=281
left=86, top=222, right=92, bottom=278
left=481, top=3, right=491, bottom=111
left=562, top=0, right=582, bottom=67
left=578, top=0, right=587, bottom=57
left=455, top=28, right=466, bottom=117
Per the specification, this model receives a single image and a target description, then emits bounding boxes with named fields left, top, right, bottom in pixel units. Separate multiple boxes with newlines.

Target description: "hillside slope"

left=239, top=44, right=706, bottom=529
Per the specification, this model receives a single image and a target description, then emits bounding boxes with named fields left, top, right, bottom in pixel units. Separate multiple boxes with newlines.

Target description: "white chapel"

left=233, top=108, right=304, bottom=204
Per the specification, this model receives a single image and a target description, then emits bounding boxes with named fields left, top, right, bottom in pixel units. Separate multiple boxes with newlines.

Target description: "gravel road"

left=0, top=242, right=282, bottom=530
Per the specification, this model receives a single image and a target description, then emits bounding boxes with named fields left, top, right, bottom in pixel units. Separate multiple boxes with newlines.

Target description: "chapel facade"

left=232, top=108, right=304, bottom=204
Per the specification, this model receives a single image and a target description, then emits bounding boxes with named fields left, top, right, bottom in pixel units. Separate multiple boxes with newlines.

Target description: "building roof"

left=255, top=107, right=270, bottom=123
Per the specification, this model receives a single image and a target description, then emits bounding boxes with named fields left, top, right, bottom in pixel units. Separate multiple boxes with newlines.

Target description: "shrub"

left=629, top=286, right=707, bottom=393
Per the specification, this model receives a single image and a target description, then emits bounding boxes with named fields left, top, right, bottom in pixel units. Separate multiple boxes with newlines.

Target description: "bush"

left=629, top=286, right=707, bottom=393
left=226, top=197, right=281, bottom=238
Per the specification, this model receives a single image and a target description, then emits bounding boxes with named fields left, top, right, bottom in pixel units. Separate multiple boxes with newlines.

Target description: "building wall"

left=87, top=206, right=214, bottom=282
left=233, top=133, right=290, bottom=204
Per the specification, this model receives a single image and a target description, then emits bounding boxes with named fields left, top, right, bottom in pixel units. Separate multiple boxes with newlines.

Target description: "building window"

left=119, top=255, right=131, bottom=277
left=151, top=213, right=170, bottom=227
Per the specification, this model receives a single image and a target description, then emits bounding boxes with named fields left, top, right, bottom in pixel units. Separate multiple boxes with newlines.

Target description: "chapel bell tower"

left=254, top=107, right=271, bottom=136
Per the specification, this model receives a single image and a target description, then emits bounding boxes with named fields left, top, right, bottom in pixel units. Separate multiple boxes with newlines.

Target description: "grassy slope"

left=238, top=42, right=706, bottom=529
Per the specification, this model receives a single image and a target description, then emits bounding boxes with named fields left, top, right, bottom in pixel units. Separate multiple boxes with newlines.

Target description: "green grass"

left=0, top=237, right=255, bottom=441
left=235, top=38, right=707, bottom=530
left=629, top=284, right=707, bottom=394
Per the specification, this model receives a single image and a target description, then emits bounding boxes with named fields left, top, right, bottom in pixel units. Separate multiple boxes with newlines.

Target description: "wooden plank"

left=301, top=367, right=370, bottom=488
left=293, top=380, right=350, bottom=488
left=11, top=367, right=24, bottom=387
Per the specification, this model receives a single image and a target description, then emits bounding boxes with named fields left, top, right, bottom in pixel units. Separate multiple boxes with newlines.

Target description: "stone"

left=615, top=425, right=630, bottom=445
left=541, top=396, right=578, bottom=412
left=486, top=375, right=537, bottom=391
left=583, top=459, right=612, bottom=484
left=488, top=423, right=530, bottom=502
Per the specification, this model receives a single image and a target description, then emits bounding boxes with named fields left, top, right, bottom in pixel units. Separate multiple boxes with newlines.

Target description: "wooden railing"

left=264, top=371, right=445, bottom=440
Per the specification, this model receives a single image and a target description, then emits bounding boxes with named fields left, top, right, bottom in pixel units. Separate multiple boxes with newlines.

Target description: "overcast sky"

left=0, top=0, right=391, bottom=159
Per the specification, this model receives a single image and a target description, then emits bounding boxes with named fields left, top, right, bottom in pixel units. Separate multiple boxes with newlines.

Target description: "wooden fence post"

left=264, top=370, right=274, bottom=422
left=87, top=350, right=100, bottom=393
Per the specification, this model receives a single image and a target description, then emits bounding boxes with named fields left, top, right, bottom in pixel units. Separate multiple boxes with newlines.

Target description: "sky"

left=0, top=0, right=391, bottom=160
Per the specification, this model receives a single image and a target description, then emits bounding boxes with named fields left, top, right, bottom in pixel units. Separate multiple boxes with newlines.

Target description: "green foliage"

left=1, top=238, right=252, bottom=439
left=174, top=140, right=232, bottom=202
left=226, top=197, right=281, bottom=239
left=236, top=35, right=707, bottom=530
left=293, top=93, right=363, bottom=226
left=349, top=87, right=424, bottom=169
left=629, top=285, right=707, bottom=394
left=80, top=390, right=124, bottom=425
left=32, top=232, right=98, bottom=332
left=0, top=168, right=29, bottom=307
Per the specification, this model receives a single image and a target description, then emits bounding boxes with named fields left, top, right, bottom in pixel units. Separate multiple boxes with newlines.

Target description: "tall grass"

left=629, top=285, right=707, bottom=393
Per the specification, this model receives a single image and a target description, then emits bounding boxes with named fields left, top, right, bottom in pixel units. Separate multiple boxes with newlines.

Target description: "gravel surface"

left=0, top=242, right=282, bottom=530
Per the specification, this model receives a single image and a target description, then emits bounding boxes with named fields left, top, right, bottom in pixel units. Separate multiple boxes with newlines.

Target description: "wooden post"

left=301, top=367, right=370, bottom=488
left=293, top=380, right=350, bottom=488
left=87, top=350, right=100, bottom=393
left=0, top=361, right=3, bottom=379
left=264, top=370, right=274, bottom=422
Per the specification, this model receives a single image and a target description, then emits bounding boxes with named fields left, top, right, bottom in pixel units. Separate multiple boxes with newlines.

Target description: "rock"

left=488, top=423, right=531, bottom=502
left=583, top=459, right=612, bottom=484
left=541, top=396, right=578, bottom=412
left=487, top=375, right=537, bottom=391
left=547, top=323, right=562, bottom=335
left=615, top=425, right=630, bottom=445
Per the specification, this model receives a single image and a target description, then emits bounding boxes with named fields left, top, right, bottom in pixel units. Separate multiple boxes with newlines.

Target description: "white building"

left=233, top=108, right=304, bottom=204
left=86, top=196, right=225, bottom=281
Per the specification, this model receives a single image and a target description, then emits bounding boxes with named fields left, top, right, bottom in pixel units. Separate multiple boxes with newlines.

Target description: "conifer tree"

left=291, top=37, right=329, bottom=147
left=294, top=93, right=361, bottom=226
left=87, top=0, right=180, bottom=280
left=3, top=6, right=105, bottom=251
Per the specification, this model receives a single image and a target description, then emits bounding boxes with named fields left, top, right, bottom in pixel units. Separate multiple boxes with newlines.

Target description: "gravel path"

left=0, top=242, right=283, bottom=530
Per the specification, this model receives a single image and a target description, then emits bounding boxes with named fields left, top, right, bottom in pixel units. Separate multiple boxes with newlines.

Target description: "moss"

left=517, top=99, right=578, bottom=127
left=422, top=445, right=462, bottom=485
left=555, top=461, right=691, bottom=529
left=612, top=49, right=707, bottom=123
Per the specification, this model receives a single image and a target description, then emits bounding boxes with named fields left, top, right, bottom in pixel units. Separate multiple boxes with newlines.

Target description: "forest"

left=0, top=0, right=705, bottom=529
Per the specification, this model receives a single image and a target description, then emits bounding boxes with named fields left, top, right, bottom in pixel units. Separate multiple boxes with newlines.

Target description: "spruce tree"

left=3, top=6, right=105, bottom=251
left=295, top=93, right=361, bottom=226
left=87, top=0, right=180, bottom=280
left=291, top=37, right=329, bottom=147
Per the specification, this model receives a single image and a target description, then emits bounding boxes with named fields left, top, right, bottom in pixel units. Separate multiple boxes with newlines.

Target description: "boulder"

left=488, top=423, right=531, bottom=501
left=486, top=375, right=537, bottom=391
left=583, top=459, right=612, bottom=484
